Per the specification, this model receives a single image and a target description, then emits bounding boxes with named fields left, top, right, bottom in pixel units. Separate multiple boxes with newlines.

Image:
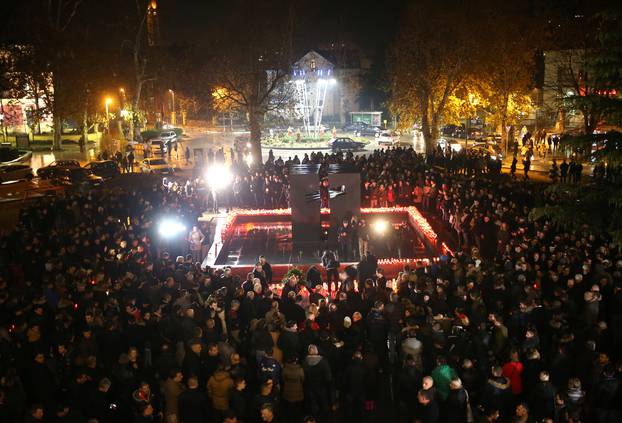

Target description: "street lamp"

left=205, top=164, right=232, bottom=213
left=168, top=89, right=176, bottom=126
left=104, top=97, right=113, bottom=129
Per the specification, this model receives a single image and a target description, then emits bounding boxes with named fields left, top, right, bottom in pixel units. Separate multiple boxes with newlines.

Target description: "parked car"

left=377, top=130, right=399, bottom=147
left=468, top=143, right=504, bottom=160
left=0, top=147, right=32, bottom=165
left=51, top=167, right=103, bottom=190
left=328, top=137, right=366, bottom=152
left=140, top=158, right=176, bottom=175
left=37, top=160, right=81, bottom=178
left=158, top=131, right=178, bottom=143
left=342, top=121, right=370, bottom=132
left=438, top=138, right=463, bottom=152
left=356, top=126, right=382, bottom=137
left=0, top=164, right=34, bottom=183
left=84, top=160, right=120, bottom=179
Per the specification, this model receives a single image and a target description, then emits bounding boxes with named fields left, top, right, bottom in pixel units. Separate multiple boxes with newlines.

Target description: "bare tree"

left=120, top=0, right=155, bottom=143
left=388, top=0, right=476, bottom=153
left=209, top=0, right=294, bottom=163
left=46, top=0, right=83, bottom=150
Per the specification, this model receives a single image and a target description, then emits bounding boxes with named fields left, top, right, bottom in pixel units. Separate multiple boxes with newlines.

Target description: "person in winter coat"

left=480, top=366, right=513, bottom=420
left=178, top=376, right=210, bottom=423
left=446, top=377, right=468, bottom=423
left=529, top=371, right=556, bottom=422
left=302, top=344, right=334, bottom=418
left=207, top=366, right=234, bottom=414
left=182, top=340, right=206, bottom=388
left=281, top=357, right=305, bottom=422
left=431, top=356, right=458, bottom=402
left=418, top=388, right=440, bottom=423
left=163, top=369, right=185, bottom=422
left=502, top=350, right=523, bottom=396
left=592, top=365, right=620, bottom=423
left=366, top=301, right=388, bottom=365
left=278, top=321, right=302, bottom=361
left=343, top=350, right=366, bottom=422
left=228, top=377, right=248, bottom=422
left=177, top=376, right=210, bottom=423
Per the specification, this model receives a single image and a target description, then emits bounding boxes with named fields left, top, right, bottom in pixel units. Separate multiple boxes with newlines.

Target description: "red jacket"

left=502, top=361, right=523, bottom=395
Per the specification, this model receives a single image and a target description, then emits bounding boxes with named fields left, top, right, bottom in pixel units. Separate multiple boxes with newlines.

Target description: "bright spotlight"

left=205, top=164, right=233, bottom=191
left=158, top=219, right=186, bottom=238
left=372, top=220, right=389, bottom=235
left=244, top=154, right=254, bottom=166
left=329, top=78, right=337, bottom=85
left=295, top=79, right=305, bottom=85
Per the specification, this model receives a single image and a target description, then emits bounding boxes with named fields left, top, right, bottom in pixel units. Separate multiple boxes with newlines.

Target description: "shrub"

left=281, top=267, right=305, bottom=284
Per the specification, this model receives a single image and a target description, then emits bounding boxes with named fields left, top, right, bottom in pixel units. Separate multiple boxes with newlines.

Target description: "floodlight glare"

left=205, top=164, right=233, bottom=191
left=158, top=219, right=186, bottom=238
left=372, top=220, right=389, bottom=235
left=244, top=154, right=254, bottom=166
left=329, top=78, right=337, bottom=85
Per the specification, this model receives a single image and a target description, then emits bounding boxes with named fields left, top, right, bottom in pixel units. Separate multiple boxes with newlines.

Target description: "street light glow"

left=205, top=164, right=233, bottom=191
left=372, top=219, right=389, bottom=235
left=158, top=219, right=186, bottom=238
left=105, top=97, right=112, bottom=105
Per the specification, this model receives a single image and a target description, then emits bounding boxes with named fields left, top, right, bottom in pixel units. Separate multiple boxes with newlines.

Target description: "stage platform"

left=202, top=207, right=453, bottom=281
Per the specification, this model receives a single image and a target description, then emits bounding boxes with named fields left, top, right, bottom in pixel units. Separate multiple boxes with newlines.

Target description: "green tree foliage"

left=560, top=12, right=622, bottom=135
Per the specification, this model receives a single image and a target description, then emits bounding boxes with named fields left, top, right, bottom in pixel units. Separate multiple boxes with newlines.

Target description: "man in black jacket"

left=182, top=340, right=206, bottom=388
left=446, top=377, right=468, bottom=423
left=177, top=376, right=210, bottom=423
left=228, top=377, right=248, bottom=423
left=259, top=255, right=273, bottom=285
left=529, top=371, right=556, bottom=421
left=343, top=351, right=366, bottom=422
left=278, top=321, right=302, bottom=361
left=302, top=345, right=334, bottom=418
left=418, top=388, right=440, bottom=423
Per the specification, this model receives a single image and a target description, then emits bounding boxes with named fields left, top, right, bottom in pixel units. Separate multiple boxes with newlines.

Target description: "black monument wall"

left=289, top=165, right=321, bottom=250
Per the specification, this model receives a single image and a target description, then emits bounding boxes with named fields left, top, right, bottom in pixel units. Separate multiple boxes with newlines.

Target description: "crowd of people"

left=0, top=145, right=621, bottom=423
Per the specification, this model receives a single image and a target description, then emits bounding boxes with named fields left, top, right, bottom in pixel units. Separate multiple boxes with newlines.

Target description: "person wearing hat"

left=302, top=344, right=334, bottom=418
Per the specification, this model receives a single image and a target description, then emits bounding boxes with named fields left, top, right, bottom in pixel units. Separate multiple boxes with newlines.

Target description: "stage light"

left=372, top=219, right=389, bottom=235
left=245, top=154, right=254, bottom=166
left=329, top=78, right=337, bottom=85
left=205, top=164, right=233, bottom=191
left=158, top=219, right=186, bottom=238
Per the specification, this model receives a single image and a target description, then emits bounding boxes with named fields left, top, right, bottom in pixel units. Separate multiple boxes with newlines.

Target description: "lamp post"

left=168, top=89, right=176, bottom=126
left=105, top=97, right=113, bottom=130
